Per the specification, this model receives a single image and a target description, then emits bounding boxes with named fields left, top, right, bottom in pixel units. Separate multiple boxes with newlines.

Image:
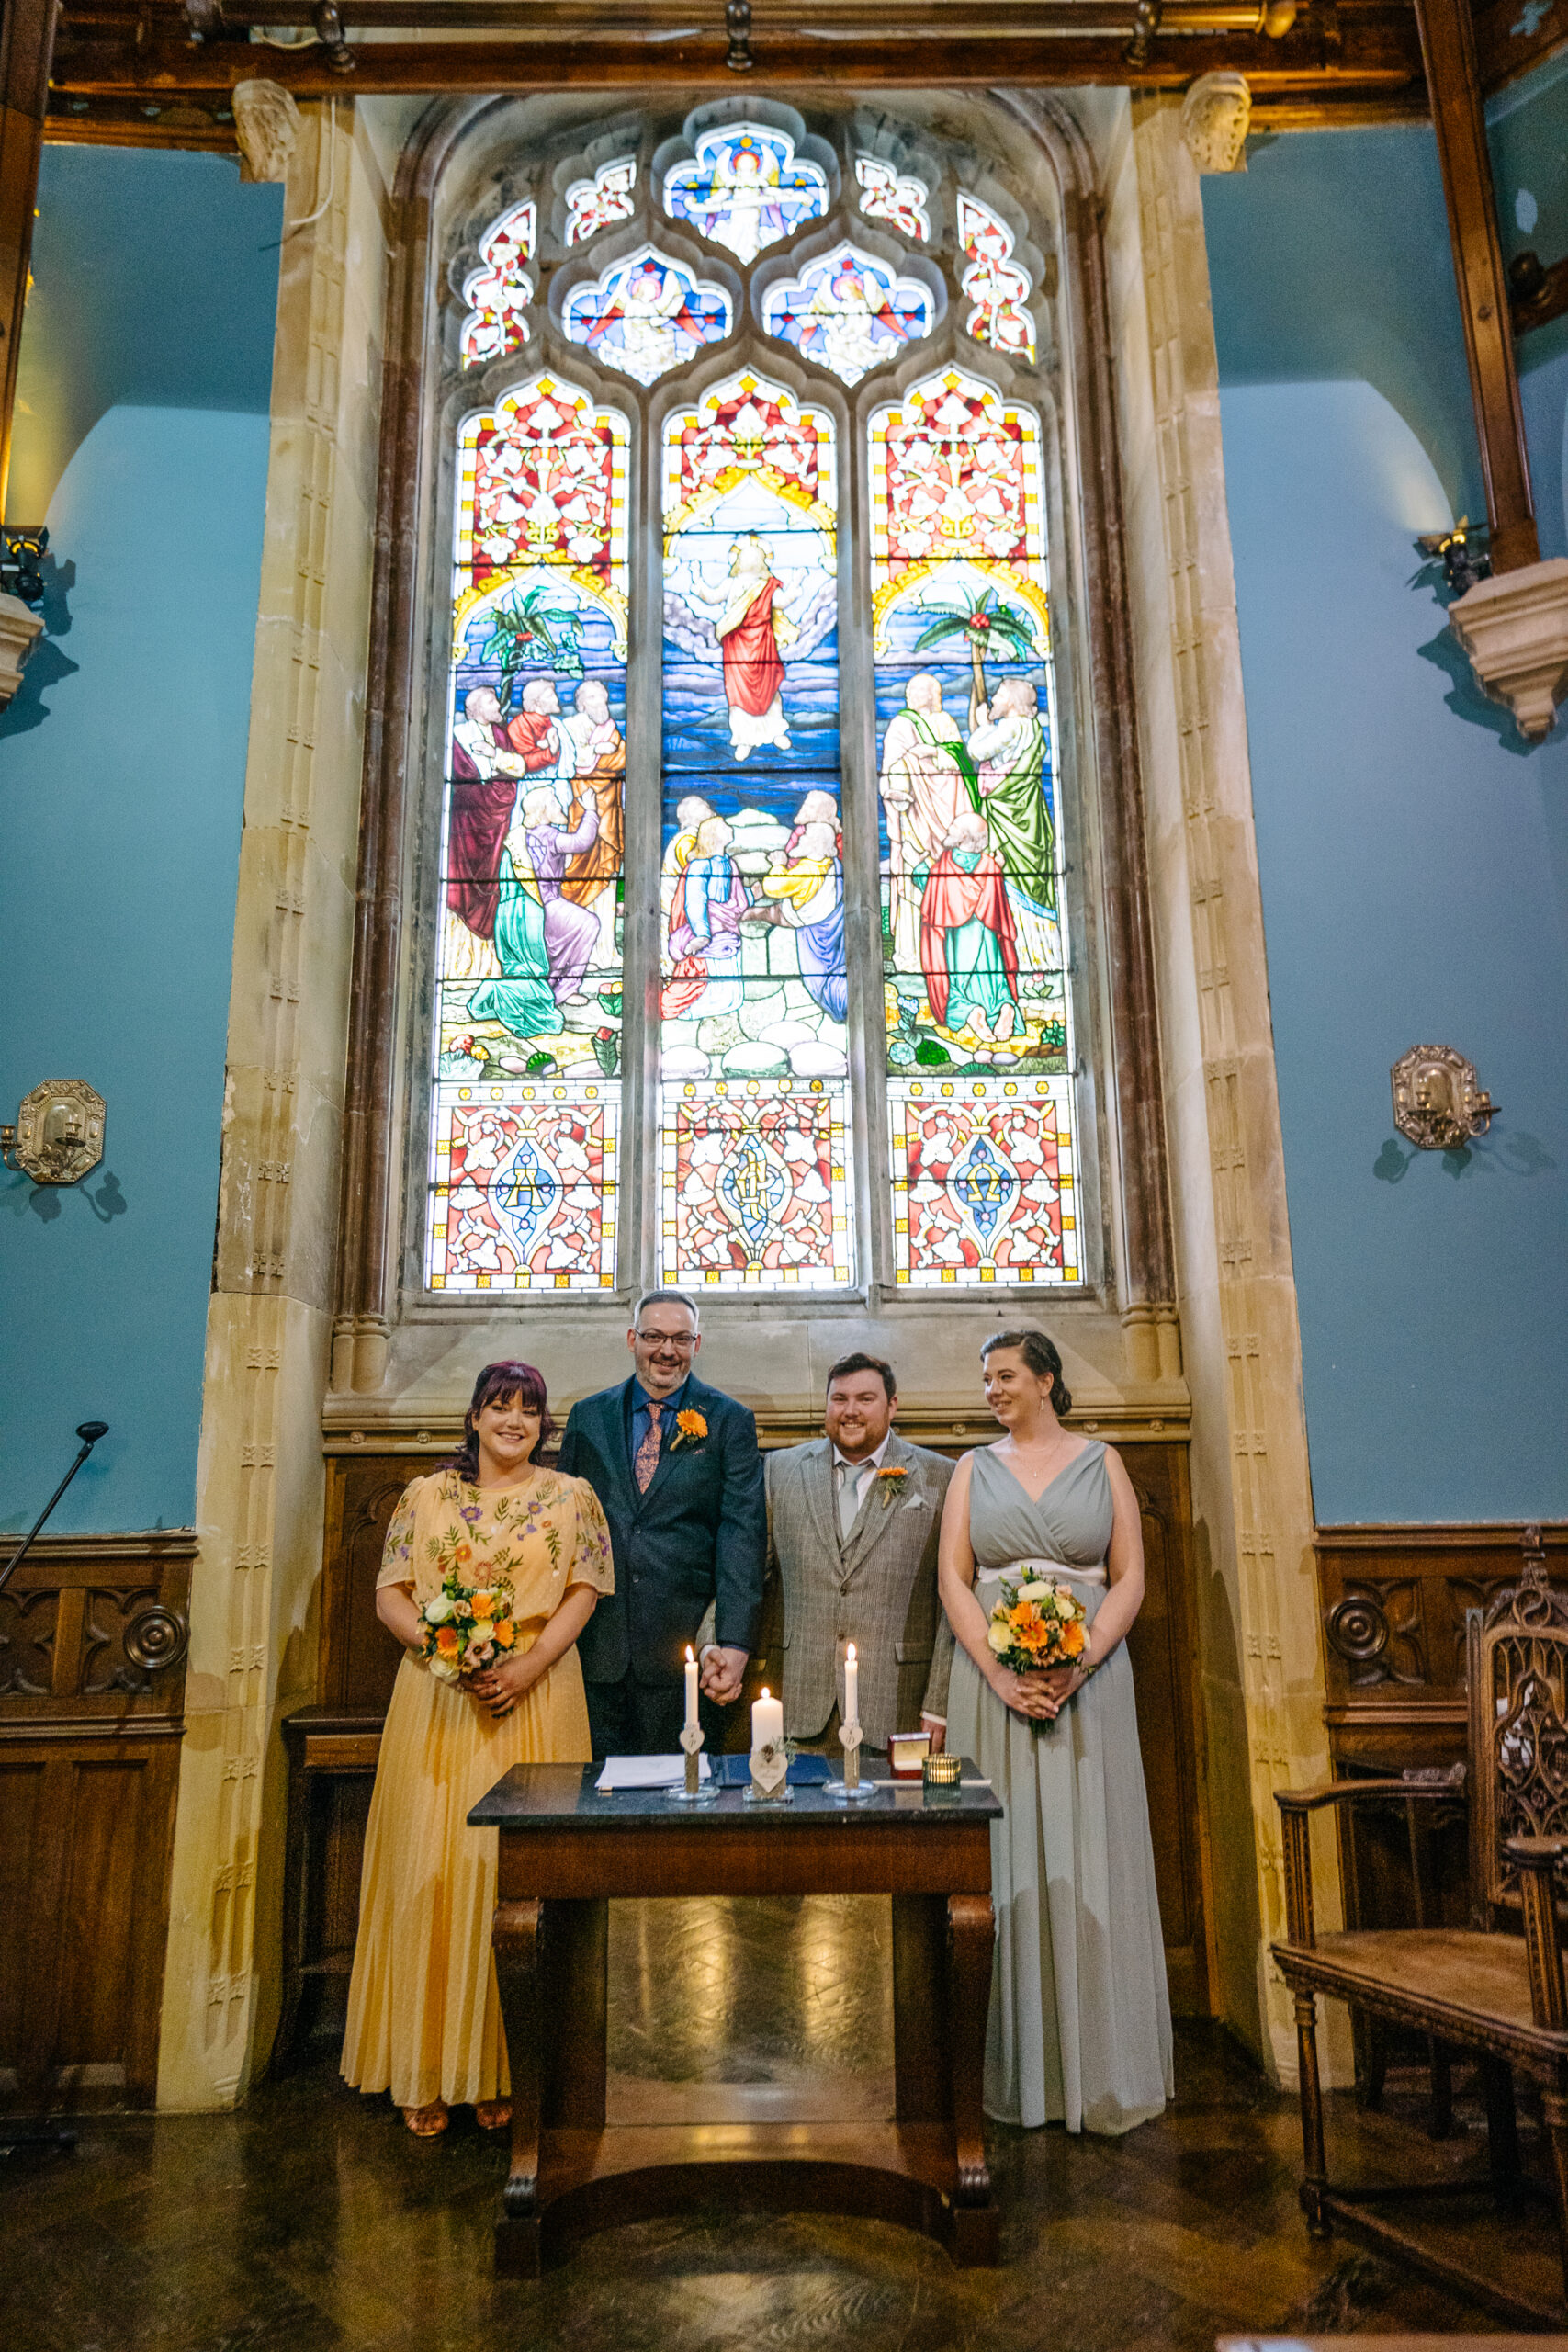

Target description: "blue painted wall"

left=0, top=150, right=280, bottom=1535
left=1203, top=117, right=1568, bottom=1524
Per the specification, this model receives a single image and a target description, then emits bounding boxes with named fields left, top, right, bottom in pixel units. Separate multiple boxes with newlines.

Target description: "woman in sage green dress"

left=940, top=1328, right=1172, bottom=2134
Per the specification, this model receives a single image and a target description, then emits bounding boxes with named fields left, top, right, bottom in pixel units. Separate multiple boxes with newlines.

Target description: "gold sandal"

left=474, top=2099, right=512, bottom=2131
left=402, top=2100, right=449, bottom=2137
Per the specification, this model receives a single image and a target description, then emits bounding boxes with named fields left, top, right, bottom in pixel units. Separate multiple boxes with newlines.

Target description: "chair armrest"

left=1274, top=1773, right=1465, bottom=1948
left=1506, top=1835, right=1568, bottom=2032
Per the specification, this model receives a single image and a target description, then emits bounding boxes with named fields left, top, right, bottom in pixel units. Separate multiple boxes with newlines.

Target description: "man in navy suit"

left=557, top=1287, right=767, bottom=1757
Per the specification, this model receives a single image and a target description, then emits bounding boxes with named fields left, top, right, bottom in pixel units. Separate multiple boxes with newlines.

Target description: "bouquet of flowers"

left=419, top=1565, right=519, bottom=1683
left=984, top=1574, right=1089, bottom=1677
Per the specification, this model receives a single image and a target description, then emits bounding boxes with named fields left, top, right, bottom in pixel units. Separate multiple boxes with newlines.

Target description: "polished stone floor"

left=0, top=1897, right=1530, bottom=2352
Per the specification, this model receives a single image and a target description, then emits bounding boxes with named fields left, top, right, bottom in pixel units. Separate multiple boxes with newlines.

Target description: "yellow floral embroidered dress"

left=341, top=1466, right=614, bottom=2110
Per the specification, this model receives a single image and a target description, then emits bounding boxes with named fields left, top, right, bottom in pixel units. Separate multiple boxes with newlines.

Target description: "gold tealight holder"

left=922, top=1752, right=962, bottom=1789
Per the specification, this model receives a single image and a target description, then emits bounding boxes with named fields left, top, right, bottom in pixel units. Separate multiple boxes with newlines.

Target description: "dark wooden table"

left=468, top=1762, right=1003, bottom=2274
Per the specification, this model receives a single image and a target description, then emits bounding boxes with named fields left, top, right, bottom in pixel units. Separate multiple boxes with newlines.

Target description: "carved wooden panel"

left=0, top=1532, right=194, bottom=2110
left=1315, top=1521, right=1568, bottom=1941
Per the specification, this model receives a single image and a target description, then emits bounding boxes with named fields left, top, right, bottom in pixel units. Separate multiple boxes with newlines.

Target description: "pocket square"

left=902, top=1494, right=926, bottom=1510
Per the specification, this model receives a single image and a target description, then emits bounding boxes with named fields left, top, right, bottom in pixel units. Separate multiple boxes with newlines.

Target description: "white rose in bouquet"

left=424, top=1593, right=455, bottom=1624
left=986, top=1620, right=1012, bottom=1653
left=429, top=1654, right=461, bottom=1681
left=1016, top=1579, right=1052, bottom=1603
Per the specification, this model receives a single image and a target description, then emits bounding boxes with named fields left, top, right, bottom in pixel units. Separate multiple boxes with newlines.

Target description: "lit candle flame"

left=685, top=1645, right=694, bottom=1662
left=846, top=1643, right=856, bottom=1663
left=761, top=1688, right=770, bottom=1700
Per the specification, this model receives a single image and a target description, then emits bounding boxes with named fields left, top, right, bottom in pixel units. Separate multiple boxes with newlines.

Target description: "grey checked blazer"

left=765, top=1430, right=954, bottom=1752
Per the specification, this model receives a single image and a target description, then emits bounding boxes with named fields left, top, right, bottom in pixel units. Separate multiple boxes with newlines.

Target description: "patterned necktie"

left=635, top=1399, right=663, bottom=1495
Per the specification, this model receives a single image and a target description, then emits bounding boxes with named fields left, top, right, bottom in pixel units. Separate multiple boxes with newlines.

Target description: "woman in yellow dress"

left=341, top=1359, right=614, bottom=2136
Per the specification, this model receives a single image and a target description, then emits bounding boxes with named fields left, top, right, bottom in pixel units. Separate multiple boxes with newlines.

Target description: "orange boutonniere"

left=671, top=1409, right=708, bottom=1453
left=877, top=1464, right=909, bottom=1510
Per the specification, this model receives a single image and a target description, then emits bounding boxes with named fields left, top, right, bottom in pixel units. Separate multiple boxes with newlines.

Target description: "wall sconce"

left=1391, top=1046, right=1495, bottom=1150
left=1415, top=517, right=1491, bottom=598
left=0, top=525, right=47, bottom=707
left=1, top=1080, right=107, bottom=1184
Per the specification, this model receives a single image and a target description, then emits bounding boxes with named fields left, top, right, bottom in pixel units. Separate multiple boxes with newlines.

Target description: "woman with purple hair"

left=342, top=1360, right=615, bottom=2137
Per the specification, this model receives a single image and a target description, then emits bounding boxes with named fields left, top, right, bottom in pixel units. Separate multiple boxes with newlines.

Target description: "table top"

left=469, top=1761, right=1002, bottom=1831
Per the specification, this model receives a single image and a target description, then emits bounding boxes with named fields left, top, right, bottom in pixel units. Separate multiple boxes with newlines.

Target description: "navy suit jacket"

left=557, top=1374, right=767, bottom=1687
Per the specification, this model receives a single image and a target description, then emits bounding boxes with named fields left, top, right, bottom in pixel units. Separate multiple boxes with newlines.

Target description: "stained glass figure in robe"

left=761, top=242, right=932, bottom=387
left=955, top=191, right=1036, bottom=364
left=855, top=157, right=931, bottom=243
left=565, top=156, right=636, bottom=246
left=663, top=123, right=828, bottom=264
left=428, top=374, right=630, bottom=1291
left=658, top=371, right=852, bottom=1286
left=459, top=199, right=536, bottom=368
left=561, top=247, right=731, bottom=388
left=870, top=367, right=1077, bottom=1285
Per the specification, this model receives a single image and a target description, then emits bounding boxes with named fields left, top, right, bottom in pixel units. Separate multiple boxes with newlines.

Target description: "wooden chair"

left=1273, top=1527, right=1568, bottom=2323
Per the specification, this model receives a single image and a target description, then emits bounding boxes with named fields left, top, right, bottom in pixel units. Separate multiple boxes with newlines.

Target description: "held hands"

left=467, top=1651, right=541, bottom=1720
left=699, top=1644, right=749, bottom=1705
left=988, top=1660, right=1089, bottom=1723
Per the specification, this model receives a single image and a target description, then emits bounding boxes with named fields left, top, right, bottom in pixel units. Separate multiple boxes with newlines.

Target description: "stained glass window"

left=428, top=372, right=630, bottom=1290
left=561, top=245, right=732, bottom=387
left=424, top=117, right=1086, bottom=1305
left=855, top=157, right=931, bottom=243
left=870, top=367, right=1078, bottom=1285
left=459, top=199, right=536, bottom=369
left=565, top=157, right=636, bottom=246
left=955, top=192, right=1036, bottom=365
left=659, top=370, right=852, bottom=1287
left=761, top=242, right=933, bottom=387
left=664, top=123, right=828, bottom=263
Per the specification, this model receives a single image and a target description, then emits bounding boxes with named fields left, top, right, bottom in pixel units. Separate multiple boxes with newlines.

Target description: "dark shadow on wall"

left=1373, top=1123, right=1557, bottom=1184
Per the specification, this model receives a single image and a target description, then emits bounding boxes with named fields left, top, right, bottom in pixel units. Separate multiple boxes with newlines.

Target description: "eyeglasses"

left=636, top=1329, right=697, bottom=1350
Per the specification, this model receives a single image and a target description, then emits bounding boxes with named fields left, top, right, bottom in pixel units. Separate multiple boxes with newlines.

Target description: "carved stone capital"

left=1180, top=73, right=1252, bottom=175
left=1446, top=556, right=1568, bottom=741
left=232, top=79, right=303, bottom=186
left=0, top=589, right=43, bottom=705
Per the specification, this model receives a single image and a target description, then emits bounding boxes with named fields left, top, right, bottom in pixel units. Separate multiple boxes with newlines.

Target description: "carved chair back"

left=1467, top=1527, right=1568, bottom=1930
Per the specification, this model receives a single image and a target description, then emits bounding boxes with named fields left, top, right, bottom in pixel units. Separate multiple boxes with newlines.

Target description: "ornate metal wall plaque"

left=1, top=1079, right=106, bottom=1184
left=1391, top=1045, right=1495, bottom=1150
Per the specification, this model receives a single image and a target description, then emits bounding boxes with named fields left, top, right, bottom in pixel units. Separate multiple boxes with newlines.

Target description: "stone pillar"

left=157, top=101, right=388, bottom=2108
left=1087, top=90, right=1338, bottom=2075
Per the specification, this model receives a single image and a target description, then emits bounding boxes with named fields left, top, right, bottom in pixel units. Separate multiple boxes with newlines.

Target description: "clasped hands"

left=466, top=1652, right=540, bottom=1719
left=696, top=1644, right=748, bottom=1706
left=990, top=1660, right=1089, bottom=1724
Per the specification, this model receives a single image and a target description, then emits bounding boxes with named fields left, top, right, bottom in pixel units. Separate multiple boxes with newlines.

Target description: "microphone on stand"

left=0, top=1420, right=111, bottom=1602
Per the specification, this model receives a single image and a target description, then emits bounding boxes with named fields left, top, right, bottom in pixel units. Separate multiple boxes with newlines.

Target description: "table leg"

left=946, top=1894, right=993, bottom=2208
left=891, top=1893, right=947, bottom=2123
left=492, top=1897, right=542, bottom=2278
left=544, top=1897, right=608, bottom=2130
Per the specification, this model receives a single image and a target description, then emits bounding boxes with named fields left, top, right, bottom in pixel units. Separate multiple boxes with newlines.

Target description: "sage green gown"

left=946, top=1442, right=1173, bottom=2134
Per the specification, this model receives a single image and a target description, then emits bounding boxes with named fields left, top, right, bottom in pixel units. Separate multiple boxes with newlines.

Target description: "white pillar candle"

left=751, top=1687, right=784, bottom=1751
left=684, top=1645, right=699, bottom=1735
left=844, top=1641, right=859, bottom=1728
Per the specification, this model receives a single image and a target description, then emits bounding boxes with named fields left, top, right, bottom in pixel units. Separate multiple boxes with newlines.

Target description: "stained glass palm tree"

left=481, top=582, right=585, bottom=699
left=910, top=584, right=1033, bottom=729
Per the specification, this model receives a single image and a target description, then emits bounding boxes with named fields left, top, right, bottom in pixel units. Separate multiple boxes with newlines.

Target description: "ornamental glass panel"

left=855, top=157, right=931, bottom=243
left=561, top=246, right=732, bottom=387
left=663, top=123, right=828, bottom=262
left=427, top=372, right=630, bottom=1291
left=871, top=366, right=1079, bottom=1284
left=955, top=192, right=1036, bottom=365
left=459, top=199, right=536, bottom=368
left=565, top=157, right=637, bottom=246
left=658, top=369, right=852, bottom=1287
left=761, top=241, right=933, bottom=387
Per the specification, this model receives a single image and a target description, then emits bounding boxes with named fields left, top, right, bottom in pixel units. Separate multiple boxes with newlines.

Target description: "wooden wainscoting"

left=0, top=1532, right=194, bottom=2111
left=278, top=1427, right=1210, bottom=2067
left=1315, top=1521, right=1568, bottom=1938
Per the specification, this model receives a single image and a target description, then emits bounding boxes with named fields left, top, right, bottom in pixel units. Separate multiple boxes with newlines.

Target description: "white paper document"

left=595, top=1754, right=712, bottom=1791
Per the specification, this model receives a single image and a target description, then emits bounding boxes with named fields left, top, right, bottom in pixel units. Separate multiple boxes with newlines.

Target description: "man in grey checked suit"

left=761, top=1351, right=954, bottom=1754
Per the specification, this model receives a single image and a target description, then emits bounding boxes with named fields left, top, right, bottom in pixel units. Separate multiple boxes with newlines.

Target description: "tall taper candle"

left=751, top=1687, right=784, bottom=1751
left=684, top=1645, right=699, bottom=1736
left=844, top=1641, right=859, bottom=1727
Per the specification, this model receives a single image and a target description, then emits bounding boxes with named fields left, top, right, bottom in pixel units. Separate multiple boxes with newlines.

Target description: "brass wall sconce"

left=1391, top=1046, right=1495, bottom=1150
left=1, top=1080, right=107, bottom=1184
